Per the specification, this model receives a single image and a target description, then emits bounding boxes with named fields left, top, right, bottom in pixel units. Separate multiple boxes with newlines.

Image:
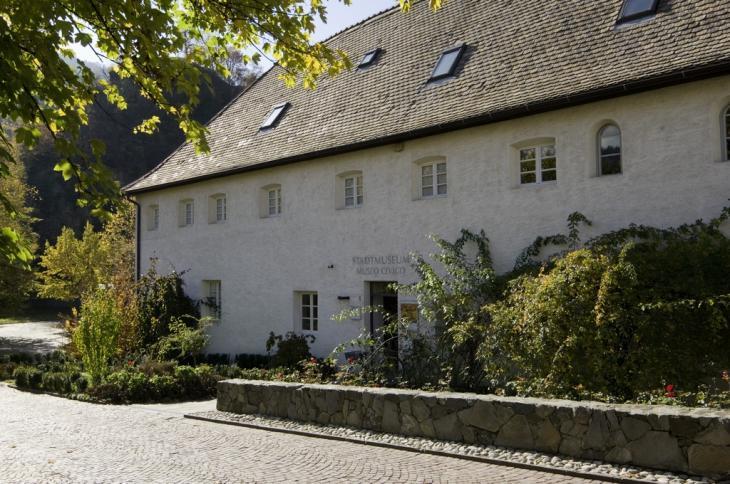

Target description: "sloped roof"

left=125, top=0, right=730, bottom=193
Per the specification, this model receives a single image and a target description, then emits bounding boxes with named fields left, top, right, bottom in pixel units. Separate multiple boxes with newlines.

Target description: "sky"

left=73, top=1, right=398, bottom=68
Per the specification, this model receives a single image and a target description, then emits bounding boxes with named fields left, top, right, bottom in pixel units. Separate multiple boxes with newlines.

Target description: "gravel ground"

left=188, top=410, right=714, bottom=484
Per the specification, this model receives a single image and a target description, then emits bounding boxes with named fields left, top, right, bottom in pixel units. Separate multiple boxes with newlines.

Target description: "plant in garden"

left=73, top=287, right=123, bottom=385
left=266, top=331, right=314, bottom=369
left=487, top=208, right=730, bottom=399
left=398, top=229, right=500, bottom=391
left=136, top=261, right=199, bottom=348
left=151, top=316, right=212, bottom=364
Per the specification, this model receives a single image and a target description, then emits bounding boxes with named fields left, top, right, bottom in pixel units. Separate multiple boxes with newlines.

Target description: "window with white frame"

left=598, top=124, right=622, bottom=175
left=208, top=194, right=226, bottom=223
left=300, top=292, right=318, bottom=331
left=421, top=161, right=447, bottom=197
left=268, top=187, right=282, bottom=216
left=203, top=280, right=221, bottom=319
left=519, top=144, right=557, bottom=185
left=147, top=205, right=159, bottom=231
left=344, top=174, right=363, bottom=208
left=724, top=105, right=730, bottom=161
left=178, top=199, right=194, bottom=226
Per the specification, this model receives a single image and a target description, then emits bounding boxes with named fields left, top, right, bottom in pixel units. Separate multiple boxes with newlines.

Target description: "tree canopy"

left=0, top=0, right=442, bottom=265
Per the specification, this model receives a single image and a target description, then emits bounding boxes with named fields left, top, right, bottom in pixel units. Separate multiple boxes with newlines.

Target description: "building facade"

left=125, top=0, right=730, bottom=357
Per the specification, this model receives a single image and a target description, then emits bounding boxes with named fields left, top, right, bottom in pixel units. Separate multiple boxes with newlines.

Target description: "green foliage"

left=398, top=229, right=499, bottom=391
left=0, top=0, right=371, bottom=263
left=151, top=316, right=211, bottom=364
left=266, top=331, right=314, bottom=369
left=87, top=364, right=219, bottom=403
left=37, top=200, right=135, bottom=302
left=0, top=159, right=37, bottom=309
left=487, top=210, right=730, bottom=398
left=23, top=71, right=243, bottom=247
left=73, top=287, right=123, bottom=385
left=136, top=263, right=200, bottom=348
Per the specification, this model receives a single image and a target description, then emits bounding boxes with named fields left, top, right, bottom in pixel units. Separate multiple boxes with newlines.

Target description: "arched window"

left=724, top=105, right=730, bottom=161
left=598, top=124, right=622, bottom=176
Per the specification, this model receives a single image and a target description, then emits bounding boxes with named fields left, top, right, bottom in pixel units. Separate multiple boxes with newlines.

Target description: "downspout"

left=125, top=196, right=142, bottom=281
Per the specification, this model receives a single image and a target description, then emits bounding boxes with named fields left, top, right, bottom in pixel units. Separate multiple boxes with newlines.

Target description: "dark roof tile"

left=125, top=0, right=730, bottom=193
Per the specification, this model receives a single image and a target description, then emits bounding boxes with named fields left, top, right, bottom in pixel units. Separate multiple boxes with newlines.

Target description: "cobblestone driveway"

left=0, top=385, right=603, bottom=483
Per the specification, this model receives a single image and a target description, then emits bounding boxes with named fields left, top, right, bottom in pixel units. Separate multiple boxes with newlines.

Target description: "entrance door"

left=367, top=281, right=399, bottom=358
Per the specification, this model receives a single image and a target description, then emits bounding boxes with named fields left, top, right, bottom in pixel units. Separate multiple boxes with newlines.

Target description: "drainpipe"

left=125, top=196, right=142, bottom=281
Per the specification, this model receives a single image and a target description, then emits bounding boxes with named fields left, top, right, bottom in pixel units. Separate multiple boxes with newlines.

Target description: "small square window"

left=216, top=197, right=226, bottom=222
left=147, top=205, right=159, bottom=231
left=519, top=144, right=557, bottom=185
left=429, top=44, right=466, bottom=82
left=358, top=48, right=381, bottom=68
left=268, top=187, right=282, bottom=216
left=178, top=199, right=194, bottom=227
left=617, top=0, right=659, bottom=24
left=344, top=175, right=363, bottom=208
left=260, top=103, right=289, bottom=130
left=203, top=280, right=221, bottom=320
left=420, top=161, right=447, bottom=198
left=300, top=292, right=318, bottom=332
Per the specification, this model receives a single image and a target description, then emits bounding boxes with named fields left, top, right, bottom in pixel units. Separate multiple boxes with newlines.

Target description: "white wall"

left=136, top=76, right=730, bottom=357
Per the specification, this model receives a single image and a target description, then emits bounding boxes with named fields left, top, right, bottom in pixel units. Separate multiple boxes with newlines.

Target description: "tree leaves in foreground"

left=0, top=0, right=358, bottom=264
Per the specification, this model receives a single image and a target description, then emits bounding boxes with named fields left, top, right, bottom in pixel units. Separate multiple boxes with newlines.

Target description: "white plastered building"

left=125, top=0, right=730, bottom=357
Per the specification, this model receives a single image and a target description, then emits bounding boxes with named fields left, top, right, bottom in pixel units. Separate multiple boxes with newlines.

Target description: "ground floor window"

left=300, top=292, right=318, bottom=331
left=203, top=280, right=221, bottom=319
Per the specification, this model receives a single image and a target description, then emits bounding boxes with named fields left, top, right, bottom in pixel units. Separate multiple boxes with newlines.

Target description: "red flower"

left=127, top=360, right=134, bottom=366
left=722, top=370, right=729, bottom=382
left=664, top=384, right=676, bottom=398
left=310, top=357, right=317, bottom=363
left=347, top=357, right=355, bottom=364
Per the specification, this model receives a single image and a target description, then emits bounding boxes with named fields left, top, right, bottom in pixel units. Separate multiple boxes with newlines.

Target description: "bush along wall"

left=218, top=380, right=730, bottom=479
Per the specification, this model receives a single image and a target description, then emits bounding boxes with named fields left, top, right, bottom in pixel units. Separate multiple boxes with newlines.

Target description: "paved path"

left=0, top=321, right=67, bottom=354
left=0, top=385, right=603, bottom=483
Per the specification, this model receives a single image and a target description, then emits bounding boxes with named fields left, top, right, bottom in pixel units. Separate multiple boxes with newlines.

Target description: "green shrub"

left=14, top=365, right=42, bottom=389
left=152, top=317, right=211, bottom=363
left=41, top=371, right=73, bottom=394
left=0, top=362, right=17, bottom=380
left=136, top=264, right=200, bottom=348
left=487, top=210, right=730, bottom=398
left=234, top=353, right=271, bottom=369
left=73, top=287, right=123, bottom=385
left=266, top=332, right=314, bottom=369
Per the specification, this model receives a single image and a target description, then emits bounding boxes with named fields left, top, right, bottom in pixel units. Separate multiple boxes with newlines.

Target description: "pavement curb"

left=185, top=412, right=655, bottom=484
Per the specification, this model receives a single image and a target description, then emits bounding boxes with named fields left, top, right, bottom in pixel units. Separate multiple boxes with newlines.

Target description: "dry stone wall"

left=217, top=380, right=730, bottom=479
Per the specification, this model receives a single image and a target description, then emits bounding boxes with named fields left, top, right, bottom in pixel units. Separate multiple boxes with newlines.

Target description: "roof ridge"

left=314, top=2, right=405, bottom=46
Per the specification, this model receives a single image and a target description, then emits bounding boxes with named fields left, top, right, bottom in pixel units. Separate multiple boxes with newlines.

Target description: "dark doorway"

left=368, top=281, right=398, bottom=359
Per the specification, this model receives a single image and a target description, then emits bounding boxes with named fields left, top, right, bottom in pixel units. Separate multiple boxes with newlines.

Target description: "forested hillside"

left=22, top=66, right=250, bottom=245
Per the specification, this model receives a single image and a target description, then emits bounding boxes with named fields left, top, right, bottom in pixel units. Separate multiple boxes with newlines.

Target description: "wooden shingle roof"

left=125, top=0, right=730, bottom=193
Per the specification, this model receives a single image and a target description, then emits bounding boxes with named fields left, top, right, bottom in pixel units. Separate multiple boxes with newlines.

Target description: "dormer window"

left=358, top=48, right=381, bottom=68
left=260, top=102, right=289, bottom=130
left=617, top=0, right=659, bottom=24
left=429, top=44, right=466, bottom=82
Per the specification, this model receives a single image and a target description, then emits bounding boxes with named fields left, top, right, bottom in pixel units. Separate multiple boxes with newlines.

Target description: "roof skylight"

left=429, top=44, right=466, bottom=82
left=358, top=48, right=381, bottom=68
left=260, top=102, right=289, bottom=130
left=617, top=0, right=659, bottom=24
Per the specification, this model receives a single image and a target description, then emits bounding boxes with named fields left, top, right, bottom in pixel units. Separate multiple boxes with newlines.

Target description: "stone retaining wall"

left=217, top=380, right=730, bottom=478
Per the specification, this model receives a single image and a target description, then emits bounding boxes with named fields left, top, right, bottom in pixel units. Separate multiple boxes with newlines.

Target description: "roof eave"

left=124, top=60, right=730, bottom=195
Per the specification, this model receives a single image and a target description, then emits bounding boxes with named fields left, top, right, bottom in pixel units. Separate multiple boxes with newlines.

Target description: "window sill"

left=515, top=180, right=558, bottom=190
left=417, top=194, right=448, bottom=201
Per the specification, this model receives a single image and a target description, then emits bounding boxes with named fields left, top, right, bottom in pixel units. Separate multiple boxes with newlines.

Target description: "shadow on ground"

left=0, top=321, right=68, bottom=355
